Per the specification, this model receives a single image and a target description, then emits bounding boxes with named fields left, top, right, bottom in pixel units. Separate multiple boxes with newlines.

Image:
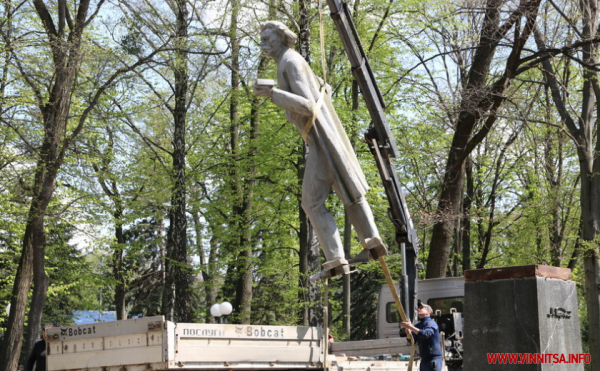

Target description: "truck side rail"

left=46, top=316, right=168, bottom=371
left=46, top=318, right=324, bottom=371
left=174, top=323, right=323, bottom=369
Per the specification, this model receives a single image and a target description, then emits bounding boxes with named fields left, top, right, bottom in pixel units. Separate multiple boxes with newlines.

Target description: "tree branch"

left=31, top=0, right=57, bottom=38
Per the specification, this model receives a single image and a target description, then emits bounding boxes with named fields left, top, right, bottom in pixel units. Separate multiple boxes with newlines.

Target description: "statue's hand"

left=252, top=83, right=273, bottom=98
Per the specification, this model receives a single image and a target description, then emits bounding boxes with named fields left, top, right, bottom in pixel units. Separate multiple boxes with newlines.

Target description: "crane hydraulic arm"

left=324, top=0, right=419, bottom=322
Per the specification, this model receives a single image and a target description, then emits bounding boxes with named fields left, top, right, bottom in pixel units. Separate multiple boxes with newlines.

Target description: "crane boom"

left=325, top=0, right=419, bottom=322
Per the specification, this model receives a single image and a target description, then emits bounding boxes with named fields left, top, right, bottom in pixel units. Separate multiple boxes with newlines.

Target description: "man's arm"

left=417, top=325, right=435, bottom=339
left=400, top=321, right=419, bottom=336
left=399, top=321, right=419, bottom=344
left=415, top=320, right=436, bottom=340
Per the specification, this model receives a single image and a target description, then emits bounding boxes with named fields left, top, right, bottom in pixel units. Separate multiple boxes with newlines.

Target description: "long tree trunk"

left=298, top=178, right=321, bottom=327
left=92, top=132, right=128, bottom=320
left=0, top=1, right=91, bottom=365
left=235, top=142, right=255, bottom=325
left=114, top=223, right=127, bottom=319
left=1, top=225, right=34, bottom=371
left=295, top=0, right=322, bottom=327
left=111, top=193, right=126, bottom=320
left=236, top=78, right=256, bottom=326
left=191, top=209, right=207, bottom=308
left=162, top=0, right=192, bottom=323
left=579, top=2, right=600, bottom=365
left=226, top=0, right=255, bottom=323
left=27, top=216, right=49, bottom=354
left=238, top=0, right=277, bottom=323
left=581, top=157, right=600, bottom=371
left=544, top=124, right=564, bottom=267
left=2, top=70, right=77, bottom=371
left=461, top=158, right=473, bottom=272
left=0, top=0, right=13, bottom=119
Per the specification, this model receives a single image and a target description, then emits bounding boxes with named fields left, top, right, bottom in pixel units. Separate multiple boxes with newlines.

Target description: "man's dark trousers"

left=420, top=356, right=442, bottom=371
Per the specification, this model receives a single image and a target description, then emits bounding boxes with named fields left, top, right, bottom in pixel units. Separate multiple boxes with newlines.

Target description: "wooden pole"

left=379, top=256, right=415, bottom=371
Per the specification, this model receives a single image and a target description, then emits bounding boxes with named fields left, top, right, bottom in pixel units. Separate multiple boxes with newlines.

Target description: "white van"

left=376, top=277, right=465, bottom=339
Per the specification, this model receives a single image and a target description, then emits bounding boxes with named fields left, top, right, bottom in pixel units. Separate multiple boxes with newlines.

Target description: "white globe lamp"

left=210, top=303, right=222, bottom=317
left=219, top=302, right=233, bottom=316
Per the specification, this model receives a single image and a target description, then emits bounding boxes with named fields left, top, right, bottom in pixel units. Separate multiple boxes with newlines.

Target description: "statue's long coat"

left=271, top=48, right=368, bottom=205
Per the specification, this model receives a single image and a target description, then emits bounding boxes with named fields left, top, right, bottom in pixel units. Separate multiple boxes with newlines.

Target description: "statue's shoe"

left=309, top=258, right=350, bottom=282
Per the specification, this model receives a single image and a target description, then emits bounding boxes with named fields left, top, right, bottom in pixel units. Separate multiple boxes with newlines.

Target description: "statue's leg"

left=302, top=148, right=348, bottom=280
left=301, top=170, right=344, bottom=262
left=334, top=191, right=387, bottom=261
left=345, top=198, right=378, bottom=241
left=345, top=199, right=388, bottom=259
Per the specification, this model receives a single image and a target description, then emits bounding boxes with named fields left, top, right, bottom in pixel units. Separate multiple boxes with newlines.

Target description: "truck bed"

left=330, top=338, right=412, bottom=358
left=46, top=317, right=418, bottom=371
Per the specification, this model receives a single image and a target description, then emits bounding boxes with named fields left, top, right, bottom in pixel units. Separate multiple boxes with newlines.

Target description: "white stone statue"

left=253, top=21, right=386, bottom=280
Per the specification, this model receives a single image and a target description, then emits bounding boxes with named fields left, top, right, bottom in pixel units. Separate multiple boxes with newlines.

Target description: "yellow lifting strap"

left=302, top=85, right=325, bottom=142
left=302, top=0, right=328, bottom=143
left=317, top=0, right=327, bottom=84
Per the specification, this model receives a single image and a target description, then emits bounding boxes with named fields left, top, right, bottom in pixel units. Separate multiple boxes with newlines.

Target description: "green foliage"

left=43, top=224, right=100, bottom=327
left=123, top=218, right=165, bottom=317
left=0, top=0, right=596, bottom=359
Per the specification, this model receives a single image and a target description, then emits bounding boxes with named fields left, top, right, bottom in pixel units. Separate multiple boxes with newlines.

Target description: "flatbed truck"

left=46, top=316, right=417, bottom=371
left=46, top=275, right=467, bottom=371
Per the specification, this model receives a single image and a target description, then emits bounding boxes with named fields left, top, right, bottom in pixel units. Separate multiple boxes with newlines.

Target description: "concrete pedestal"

left=463, top=265, right=583, bottom=370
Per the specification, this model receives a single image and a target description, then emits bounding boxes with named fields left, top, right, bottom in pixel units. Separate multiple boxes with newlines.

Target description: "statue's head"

left=260, top=21, right=297, bottom=58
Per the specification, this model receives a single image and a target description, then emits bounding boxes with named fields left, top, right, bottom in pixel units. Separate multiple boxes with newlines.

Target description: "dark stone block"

left=465, top=265, right=572, bottom=282
left=463, top=266, right=582, bottom=370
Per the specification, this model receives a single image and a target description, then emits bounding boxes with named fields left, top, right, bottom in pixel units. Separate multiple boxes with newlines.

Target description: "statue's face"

left=260, top=28, right=284, bottom=59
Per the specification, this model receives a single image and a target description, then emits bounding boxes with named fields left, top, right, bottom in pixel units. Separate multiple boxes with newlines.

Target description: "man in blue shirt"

left=400, top=305, right=443, bottom=371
